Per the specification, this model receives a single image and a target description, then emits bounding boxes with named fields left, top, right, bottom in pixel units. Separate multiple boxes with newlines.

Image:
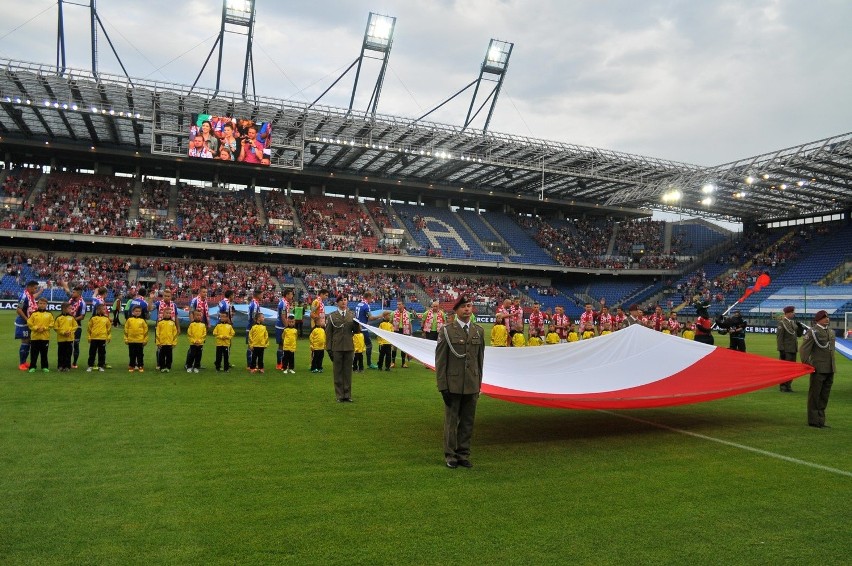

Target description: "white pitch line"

left=600, top=410, right=852, bottom=479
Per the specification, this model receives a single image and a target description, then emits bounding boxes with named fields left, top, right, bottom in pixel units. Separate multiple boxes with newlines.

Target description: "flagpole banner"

left=360, top=323, right=814, bottom=410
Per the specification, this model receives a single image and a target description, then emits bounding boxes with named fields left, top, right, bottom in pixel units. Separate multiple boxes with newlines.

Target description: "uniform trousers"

left=330, top=350, right=354, bottom=400
left=779, top=351, right=796, bottom=390
left=807, top=372, right=834, bottom=427
left=444, top=392, right=479, bottom=462
left=88, top=340, right=106, bottom=368
left=377, top=344, right=392, bottom=369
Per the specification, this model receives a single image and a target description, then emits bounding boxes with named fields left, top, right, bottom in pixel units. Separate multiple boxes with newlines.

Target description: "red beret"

left=453, top=296, right=472, bottom=311
left=813, top=310, right=829, bottom=322
left=629, top=304, right=640, bottom=311
left=783, top=306, right=795, bottom=314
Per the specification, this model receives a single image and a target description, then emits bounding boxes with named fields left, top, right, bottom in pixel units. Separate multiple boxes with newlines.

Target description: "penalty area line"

left=599, top=410, right=852, bottom=479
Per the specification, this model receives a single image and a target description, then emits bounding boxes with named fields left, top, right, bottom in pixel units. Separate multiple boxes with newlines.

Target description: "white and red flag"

left=361, top=322, right=813, bottom=410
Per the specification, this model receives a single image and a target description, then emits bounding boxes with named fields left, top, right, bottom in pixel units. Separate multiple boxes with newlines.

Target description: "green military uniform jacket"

left=776, top=317, right=802, bottom=354
left=325, top=309, right=356, bottom=352
left=799, top=324, right=836, bottom=373
left=435, top=320, right=485, bottom=395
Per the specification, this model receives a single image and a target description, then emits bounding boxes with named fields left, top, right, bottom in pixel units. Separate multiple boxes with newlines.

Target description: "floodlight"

left=745, top=176, right=754, bottom=184
left=779, top=184, right=787, bottom=190
left=762, top=173, right=769, bottom=180
left=483, top=39, right=512, bottom=73
left=701, top=197, right=713, bottom=206
left=365, top=13, right=395, bottom=51
left=701, top=183, right=715, bottom=194
left=796, top=180, right=804, bottom=187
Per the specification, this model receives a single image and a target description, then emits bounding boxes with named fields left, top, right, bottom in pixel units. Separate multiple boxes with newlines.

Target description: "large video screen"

left=187, top=113, right=272, bottom=166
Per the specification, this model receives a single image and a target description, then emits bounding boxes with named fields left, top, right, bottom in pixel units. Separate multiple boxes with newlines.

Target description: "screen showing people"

left=187, top=114, right=272, bottom=166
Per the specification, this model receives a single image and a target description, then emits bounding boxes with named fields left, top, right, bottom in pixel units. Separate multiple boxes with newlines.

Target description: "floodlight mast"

left=191, top=0, right=257, bottom=100
left=55, top=0, right=133, bottom=83
left=350, top=13, right=396, bottom=116
left=308, top=13, right=396, bottom=115
left=464, top=39, right=513, bottom=132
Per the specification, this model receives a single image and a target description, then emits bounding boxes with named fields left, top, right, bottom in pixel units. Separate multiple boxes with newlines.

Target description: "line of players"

left=489, top=299, right=704, bottom=347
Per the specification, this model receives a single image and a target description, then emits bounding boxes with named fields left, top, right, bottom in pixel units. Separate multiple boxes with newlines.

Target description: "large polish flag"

left=361, top=323, right=813, bottom=410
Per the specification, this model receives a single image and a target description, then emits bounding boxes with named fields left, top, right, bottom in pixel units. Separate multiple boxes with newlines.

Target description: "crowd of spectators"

left=614, top=220, right=665, bottom=255
left=17, top=173, right=134, bottom=235
left=301, top=269, right=414, bottom=304
left=138, top=179, right=170, bottom=213
left=1, top=168, right=41, bottom=199
left=1, top=251, right=130, bottom=299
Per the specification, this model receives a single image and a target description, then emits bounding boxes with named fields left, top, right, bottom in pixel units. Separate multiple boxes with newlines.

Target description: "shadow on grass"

left=476, top=408, right=780, bottom=445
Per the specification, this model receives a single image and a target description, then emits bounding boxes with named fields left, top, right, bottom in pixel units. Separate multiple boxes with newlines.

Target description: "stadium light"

left=701, top=197, right=713, bottom=206
left=365, top=13, right=395, bottom=51
left=745, top=176, right=754, bottom=184
left=701, top=183, right=715, bottom=194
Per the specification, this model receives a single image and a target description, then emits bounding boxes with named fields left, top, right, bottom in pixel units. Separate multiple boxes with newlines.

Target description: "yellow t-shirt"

left=378, top=321, right=394, bottom=346
left=87, top=315, right=112, bottom=342
left=282, top=327, right=298, bottom=352
left=212, top=322, right=235, bottom=347
left=353, top=332, right=366, bottom=354
left=600, top=330, right=612, bottom=336
left=156, top=319, right=179, bottom=347
left=528, top=336, right=543, bottom=347
left=567, top=332, right=579, bottom=342
left=511, top=332, right=526, bottom=347
left=187, top=322, right=207, bottom=346
left=309, top=327, right=326, bottom=350
left=545, top=332, right=560, bottom=344
left=683, top=330, right=695, bottom=340
left=248, top=324, right=269, bottom=349
left=27, top=310, right=55, bottom=341
left=124, top=316, right=149, bottom=344
left=491, top=325, right=509, bottom=347
left=582, top=330, right=595, bottom=340
left=54, top=314, right=78, bottom=342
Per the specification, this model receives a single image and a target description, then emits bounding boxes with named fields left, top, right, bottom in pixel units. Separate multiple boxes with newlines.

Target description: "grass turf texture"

left=1, top=312, right=850, bottom=565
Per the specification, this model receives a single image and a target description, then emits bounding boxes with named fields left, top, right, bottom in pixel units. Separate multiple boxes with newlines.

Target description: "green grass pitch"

left=1, top=312, right=850, bottom=565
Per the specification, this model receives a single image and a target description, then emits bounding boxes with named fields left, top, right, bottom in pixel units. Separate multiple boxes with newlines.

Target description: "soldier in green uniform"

left=799, top=310, right=836, bottom=428
left=776, top=305, right=804, bottom=392
left=435, top=296, right=485, bottom=469
left=326, top=295, right=357, bottom=403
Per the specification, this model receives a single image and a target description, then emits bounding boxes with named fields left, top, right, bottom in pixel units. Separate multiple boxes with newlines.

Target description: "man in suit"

left=326, top=294, right=356, bottom=403
left=435, top=295, right=485, bottom=469
left=776, top=305, right=804, bottom=392
left=799, top=310, right=836, bottom=429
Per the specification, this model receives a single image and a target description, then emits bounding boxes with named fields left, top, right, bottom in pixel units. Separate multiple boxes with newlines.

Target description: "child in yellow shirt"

left=248, top=312, right=269, bottom=373
left=581, top=323, right=596, bottom=340
left=491, top=314, right=509, bottom=347
left=156, top=310, right=179, bottom=373
left=527, top=328, right=543, bottom=347
left=352, top=327, right=366, bottom=373
left=281, top=315, right=298, bottom=373
left=599, top=322, right=613, bottom=336
left=213, top=312, right=235, bottom=372
left=185, top=311, right=207, bottom=373
left=54, top=301, right=79, bottom=372
left=309, top=324, right=326, bottom=373
left=511, top=325, right=526, bottom=347
left=567, top=324, right=580, bottom=343
left=86, top=303, right=112, bottom=371
left=27, top=297, right=54, bottom=372
left=377, top=313, right=394, bottom=371
left=545, top=324, right=560, bottom=345
left=124, top=305, right=149, bottom=372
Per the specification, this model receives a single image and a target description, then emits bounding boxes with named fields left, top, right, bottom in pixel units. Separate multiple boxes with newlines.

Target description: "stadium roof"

left=0, top=57, right=849, bottom=222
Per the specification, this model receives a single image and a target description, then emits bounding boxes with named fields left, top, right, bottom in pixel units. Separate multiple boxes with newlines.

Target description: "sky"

left=0, top=0, right=850, bottom=230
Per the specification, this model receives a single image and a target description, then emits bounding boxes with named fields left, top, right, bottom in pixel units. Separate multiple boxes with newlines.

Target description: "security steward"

left=435, top=296, right=485, bottom=469
left=799, top=310, right=836, bottom=429
left=776, top=305, right=804, bottom=392
left=326, top=294, right=358, bottom=403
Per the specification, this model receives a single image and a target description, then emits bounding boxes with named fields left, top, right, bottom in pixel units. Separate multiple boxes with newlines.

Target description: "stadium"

left=1, top=2, right=850, bottom=564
